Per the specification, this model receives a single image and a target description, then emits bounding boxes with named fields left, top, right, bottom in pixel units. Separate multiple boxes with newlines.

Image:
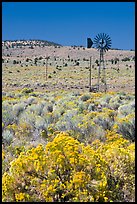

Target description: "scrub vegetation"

left=2, top=90, right=135, bottom=202
left=2, top=41, right=135, bottom=202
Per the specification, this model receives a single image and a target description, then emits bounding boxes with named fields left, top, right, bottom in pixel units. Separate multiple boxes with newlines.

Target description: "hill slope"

left=2, top=41, right=135, bottom=93
left=2, top=39, right=62, bottom=48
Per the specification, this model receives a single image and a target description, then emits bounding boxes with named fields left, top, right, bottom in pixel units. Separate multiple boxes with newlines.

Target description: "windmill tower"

left=94, top=33, right=112, bottom=92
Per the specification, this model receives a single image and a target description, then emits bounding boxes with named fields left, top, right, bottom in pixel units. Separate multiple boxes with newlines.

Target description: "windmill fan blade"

left=98, top=33, right=102, bottom=39
left=105, top=35, right=111, bottom=40
left=94, top=38, right=99, bottom=42
left=95, top=34, right=100, bottom=41
left=103, top=33, right=106, bottom=40
left=94, top=36, right=100, bottom=41
left=94, top=40, right=98, bottom=44
left=106, top=37, right=111, bottom=41
left=107, top=41, right=111, bottom=45
left=104, top=33, right=107, bottom=38
left=105, top=34, right=110, bottom=41
left=106, top=39, right=111, bottom=42
left=107, top=39, right=111, bottom=43
left=93, top=33, right=111, bottom=51
left=102, top=33, right=105, bottom=37
left=107, top=43, right=111, bottom=46
left=107, top=43, right=112, bottom=47
left=107, top=44, right=111, bottom=47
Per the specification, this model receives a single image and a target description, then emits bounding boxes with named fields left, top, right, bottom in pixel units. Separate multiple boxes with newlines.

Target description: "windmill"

left=87, top=33, right=112, bottom=92
left=94, top=33, right=111, bottom=92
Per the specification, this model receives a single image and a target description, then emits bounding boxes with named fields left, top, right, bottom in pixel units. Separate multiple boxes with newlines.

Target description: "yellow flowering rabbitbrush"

left=2, top=131, right=135, bottom=202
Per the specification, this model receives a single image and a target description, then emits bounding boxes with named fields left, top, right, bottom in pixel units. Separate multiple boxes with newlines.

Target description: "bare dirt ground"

left=2, top=45, right=135, bottom=94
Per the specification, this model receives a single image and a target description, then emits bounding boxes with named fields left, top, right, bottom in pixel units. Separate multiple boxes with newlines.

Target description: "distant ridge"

left=2, top=39, right=62, bottom=48
left=2, top=40, right=134, bottom=51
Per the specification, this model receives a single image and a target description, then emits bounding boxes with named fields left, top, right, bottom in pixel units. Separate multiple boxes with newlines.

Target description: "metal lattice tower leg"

left=97, top=49, right=107, bottom=92
left=97, top=50, right=102, bottom=91
left=102, top=52, right=107, bottom=92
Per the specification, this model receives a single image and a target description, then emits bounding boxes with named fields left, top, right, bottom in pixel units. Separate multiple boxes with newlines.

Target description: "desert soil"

left=2, top=45, right=135, bottom=94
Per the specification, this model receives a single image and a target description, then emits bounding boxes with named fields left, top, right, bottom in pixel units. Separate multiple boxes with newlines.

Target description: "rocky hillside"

left=2, top=39, right=62, bottom=49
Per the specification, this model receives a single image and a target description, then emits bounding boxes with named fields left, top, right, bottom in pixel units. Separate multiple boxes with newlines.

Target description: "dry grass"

left=2, top=46, right=135, bottom=94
